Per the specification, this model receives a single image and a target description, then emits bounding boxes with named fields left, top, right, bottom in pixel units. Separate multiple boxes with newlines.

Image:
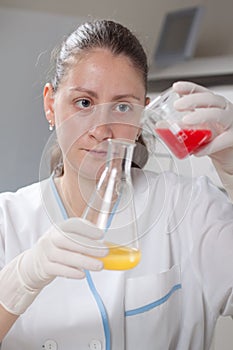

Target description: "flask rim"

left=107, top=138, right=136, bottom=148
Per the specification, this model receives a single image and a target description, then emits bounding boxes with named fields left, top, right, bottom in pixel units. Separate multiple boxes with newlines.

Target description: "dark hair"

left=49, top=19, right=149, bottom=174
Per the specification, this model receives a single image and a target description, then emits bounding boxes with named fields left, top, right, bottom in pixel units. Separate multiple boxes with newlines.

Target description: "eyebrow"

left=112, top=94, right=141, bottom=102
left=69, top=87, right=141, bottom=102
left=69, top=87, right=98, bottom=98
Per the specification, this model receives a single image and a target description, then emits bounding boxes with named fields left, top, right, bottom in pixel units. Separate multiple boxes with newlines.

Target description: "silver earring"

left=136, top=134, right=140, bottom=142
left=48, top=120, right=54, bottom=131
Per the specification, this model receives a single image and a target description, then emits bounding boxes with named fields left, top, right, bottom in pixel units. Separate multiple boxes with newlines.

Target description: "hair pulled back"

left=51, top=20, right=148, bottom=92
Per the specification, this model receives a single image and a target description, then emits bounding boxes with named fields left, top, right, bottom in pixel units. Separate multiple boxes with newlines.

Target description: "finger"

left=44, top=262, right=86, bottom=279
left=49, top=249, right=104, bottom=272
left=50, top=263, right=87, bottom=279
left=174, top=92, right=226, bottom=111
left=194, top=130, right=233, bottom=156
left=173, top=81, right=209, bottom=95
left=52, top=232, right=109, bottom=257
left=182, top=108, right=230, bottom=127
left=59, top=217, right=104, bottom=240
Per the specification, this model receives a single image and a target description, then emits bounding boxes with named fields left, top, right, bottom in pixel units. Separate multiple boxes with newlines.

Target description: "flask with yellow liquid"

left=82, top=138, right=141, bottom=270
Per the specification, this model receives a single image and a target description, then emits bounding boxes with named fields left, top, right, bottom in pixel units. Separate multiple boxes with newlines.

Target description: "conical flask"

left=82, top=138, right=141, bottom=270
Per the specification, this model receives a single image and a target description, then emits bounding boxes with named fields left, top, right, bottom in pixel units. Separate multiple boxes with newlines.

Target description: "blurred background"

left=1, top=0, right=233, bottom=191
left=0, top=1, right=233, bottom=347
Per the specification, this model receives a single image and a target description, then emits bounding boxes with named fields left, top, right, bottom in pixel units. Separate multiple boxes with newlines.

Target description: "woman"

left=0, top=20, right=233, bottom=350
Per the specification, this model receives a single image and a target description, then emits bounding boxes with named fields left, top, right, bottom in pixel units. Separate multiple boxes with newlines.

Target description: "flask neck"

left=105, top=139, right=135, bottom=179
left=82, top=139, right=135, bottom=228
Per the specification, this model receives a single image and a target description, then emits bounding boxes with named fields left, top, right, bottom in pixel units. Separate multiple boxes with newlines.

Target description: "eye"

left=76, top=98, right=92, bottom=109
left=115, top=103, right=131, bottom=113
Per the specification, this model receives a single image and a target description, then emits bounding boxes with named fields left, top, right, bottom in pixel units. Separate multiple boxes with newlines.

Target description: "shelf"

left=148, top=55, right=233, bottom=91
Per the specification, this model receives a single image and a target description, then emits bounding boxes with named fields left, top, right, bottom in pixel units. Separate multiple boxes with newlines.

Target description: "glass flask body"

left=82, top=139, right=141, bottom=270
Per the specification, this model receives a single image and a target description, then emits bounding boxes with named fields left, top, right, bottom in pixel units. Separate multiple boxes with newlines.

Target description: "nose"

left=88, top=105, right=113, bottom=141
left=88, top=123, right=113, bottom=141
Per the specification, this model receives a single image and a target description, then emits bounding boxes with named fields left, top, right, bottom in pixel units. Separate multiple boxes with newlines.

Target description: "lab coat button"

left=42, top=339, right=58, bottom=350
left=89, top=339, right=102, bottom=350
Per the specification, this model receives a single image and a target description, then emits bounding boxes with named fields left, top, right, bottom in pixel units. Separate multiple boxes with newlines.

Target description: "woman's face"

left=44, top=48, right=146, bottom=179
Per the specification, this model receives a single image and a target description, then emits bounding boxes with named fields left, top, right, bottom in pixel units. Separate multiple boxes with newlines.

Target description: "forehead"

left=70, top=47, right=138, bottom=70
left=61, top=48, right=145, bottom=92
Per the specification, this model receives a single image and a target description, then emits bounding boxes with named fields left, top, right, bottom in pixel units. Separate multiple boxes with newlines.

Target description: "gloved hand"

left=0, top=217, right=108, bottom=315
left=173, top=81, right=233, bottom=200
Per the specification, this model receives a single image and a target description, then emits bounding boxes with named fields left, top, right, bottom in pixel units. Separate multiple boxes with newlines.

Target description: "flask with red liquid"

left=142, top=88, right=213, bottom=159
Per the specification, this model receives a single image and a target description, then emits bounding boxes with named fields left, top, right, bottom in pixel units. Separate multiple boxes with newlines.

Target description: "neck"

left=54, top=168, right=96, bottom=218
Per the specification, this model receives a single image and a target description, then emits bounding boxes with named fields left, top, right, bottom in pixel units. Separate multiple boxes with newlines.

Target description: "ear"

left=145, top=96, right=150, bottom=106
left=43, top=83, right=55, bottom=124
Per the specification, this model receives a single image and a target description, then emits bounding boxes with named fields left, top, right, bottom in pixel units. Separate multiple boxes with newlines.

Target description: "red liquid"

left=155, top=128, right=212, bottom=159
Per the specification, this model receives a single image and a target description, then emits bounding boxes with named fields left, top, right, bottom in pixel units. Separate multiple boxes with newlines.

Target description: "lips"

left=87, top=149, right=108, bottom=158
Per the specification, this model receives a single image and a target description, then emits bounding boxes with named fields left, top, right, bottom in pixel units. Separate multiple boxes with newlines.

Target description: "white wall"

left=2, top=0, right=233, bottom=60
left=0, top=7, right=82, bottom=191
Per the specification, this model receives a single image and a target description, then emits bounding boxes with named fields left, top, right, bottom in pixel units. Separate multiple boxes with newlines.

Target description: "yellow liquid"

left=99, top=242, right=141, bottom=270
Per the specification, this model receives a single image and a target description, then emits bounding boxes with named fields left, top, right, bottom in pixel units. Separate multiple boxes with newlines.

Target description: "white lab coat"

left=0, top=169, right=233, bottom=350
